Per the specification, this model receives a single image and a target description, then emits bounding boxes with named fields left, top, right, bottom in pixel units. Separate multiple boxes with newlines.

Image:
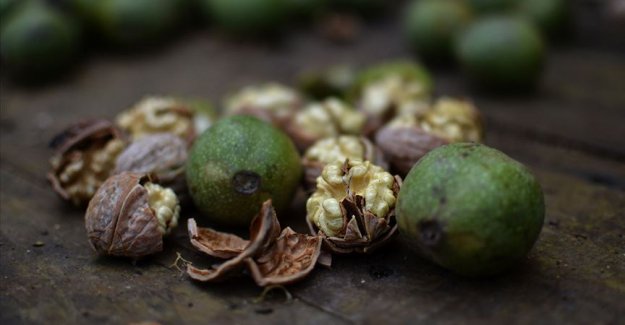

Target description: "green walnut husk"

left=404, top=0, right=474, bottom=62
left=397, top=143, right=545, bottom=276
left=0, top=1, right=81, bottom=81
left=298, top=65, right=357, bottom=100
left=350, top=60, right=433, bottom=100
left=200, top=0, right=292, bottom=35
left=186, top=115, right=302, bottom=227
left=516, top=0, right=571, bottom=38
left=455, top=16, right=545, bottom=91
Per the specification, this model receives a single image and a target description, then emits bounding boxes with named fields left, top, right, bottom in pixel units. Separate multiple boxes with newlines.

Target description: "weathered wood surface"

left=1, top=4, right=624, bottom=324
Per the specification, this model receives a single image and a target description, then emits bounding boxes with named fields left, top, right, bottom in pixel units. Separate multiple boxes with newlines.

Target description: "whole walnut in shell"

left=306, top=160, right=401, bottom=253
left=114, top=133, right=188, bottom=197
left=85, top=172, right=180, bottom=258
left=375, top=97, right=483, bottom=176
left=48, top=119, right=126, bottom=206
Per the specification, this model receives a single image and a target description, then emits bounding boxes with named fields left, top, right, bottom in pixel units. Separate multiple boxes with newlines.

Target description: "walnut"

left=224, top=83, right=304, bottom=127
left=286, top=98, right=366, bottom=151
left=114, top=133, right=188, bottom=197
left=116, top=96, right=214, bottom=143
left=302, top=135, right=388, bottom=189
left=187, top=200, right=326, bottom=286
left=48, top=119, right=126, bottom=206
left=354, top=62, right=433, bottom=135
left=306, top=160, right=401, bottom=253
left=375, top=97, right=483, bottom=176
left=85, top=173, right=180, bottom=258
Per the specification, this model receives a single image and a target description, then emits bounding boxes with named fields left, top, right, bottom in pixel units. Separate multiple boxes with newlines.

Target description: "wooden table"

left=1, top=3, right=624, bottom=324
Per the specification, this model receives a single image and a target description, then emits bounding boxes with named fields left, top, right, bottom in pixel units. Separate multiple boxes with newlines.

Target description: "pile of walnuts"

left=48, top=61, right=484, bottom=287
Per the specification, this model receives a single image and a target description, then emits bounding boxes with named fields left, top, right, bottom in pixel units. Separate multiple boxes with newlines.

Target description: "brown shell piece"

left=186, top=200, right=281, bottom=282
left=308, top=176, right=402, bottom=254
left=187, top=200, right=328, bottom=286
left=48, top=119, right=125, bottom=205
left=247, top=227, right=322, bottom=286
left=375, top=125, right=448, bottom=177
left=187, top=219, right=249, bottom=259
left=85, top=172, right=162, bottom=258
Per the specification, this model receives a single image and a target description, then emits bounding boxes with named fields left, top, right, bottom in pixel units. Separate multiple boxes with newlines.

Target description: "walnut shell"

left=48, top=119, right=126, bottom=206
left=114, top=133, right=188, bottom=196
left=375, top=125, right=448, bottom=177
left=85, top=172, right=173, bottom=258
left=187, top=200, right=327, bottom=286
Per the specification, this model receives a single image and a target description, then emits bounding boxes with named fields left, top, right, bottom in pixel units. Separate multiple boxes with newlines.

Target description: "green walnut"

left=186, top=115, right=302, bottom=227
left=201, top=0, right=292, bottom=35
left=456, top=16, right=545, bottom=91
left=404, top=0, right=473, bottom=62
left=516, top=0, right=570, bottom=38
left=467, top=0, right=517, bottom=13
left=397, top=143, right=545, bottom=276
left=0, top=1, right=81, bottom=81
left=89, top=0, right=181, bottom=47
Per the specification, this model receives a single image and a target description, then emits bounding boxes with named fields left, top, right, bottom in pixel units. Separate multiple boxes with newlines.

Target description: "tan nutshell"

left=306, top=160, right=401, bottom=253
left=187, top=200, right=327, bottom=286
left=85, top=172, right=180, bottom=258
left=375, top=97, right=483, bottom=176
left=224, top=83, right=304, bottom=127
left=302, top=136, right=388, bottom=189
left=48, top=119, right=126, bottom=206
left=286, top=98, right=366, bottom=151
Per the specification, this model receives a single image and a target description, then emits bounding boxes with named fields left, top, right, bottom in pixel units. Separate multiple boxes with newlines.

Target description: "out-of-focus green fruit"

left=186, top=115, right=302, bottom=227
left=0, top=1, right=81, bottom=80
left=288, top=0, right=327, bottom=19
left=455, top=16, right=545, bottom=91
left=397, top=143, right=545, bottom=276
left=0, top=0, right=21, bottom=25
left=468, top=0, right=517, bottom=13
left=517, top=0, right=570, bottom=38
left=90, top=0, right=181, bottom=47
left=404, top=0, right=473, bottom=62
left=201, top=0, right=292, bottom=35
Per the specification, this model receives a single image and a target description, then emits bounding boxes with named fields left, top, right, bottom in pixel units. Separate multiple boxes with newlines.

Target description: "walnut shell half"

left=85, top=172, right=180, bottom=258
left=187, top=200, right=327, bottom=286
left=48, top=119, right=126, bottom=206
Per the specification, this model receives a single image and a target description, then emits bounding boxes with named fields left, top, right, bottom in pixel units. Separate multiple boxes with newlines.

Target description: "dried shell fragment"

left=224, top=83, right=304, bottom=127
left=306, top=160, right=401, bottom=253
left=302, top=135, right=387, bottom=189
left=186, top=200, right=281, bottom=282
left=48, top=119, right=126, bottom=206
left=375, top=97, right=483, bottom=176
left=85, top=172, right=180, bottom=258
left=187, top=200, right=327, bottom=286
left=114, top=133, right=188, bottom=195
left=247, top=227, right=322, bottom=286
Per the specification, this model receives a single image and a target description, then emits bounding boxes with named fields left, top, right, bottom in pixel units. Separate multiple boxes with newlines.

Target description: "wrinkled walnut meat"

left=48, top=119, right=126, bottom=206
left=375, top=97, right=483, bottom=176
left=114, top=133, right=188, bottom=196
left=224, top=83, right=304, bottom=127
left=286, top=98, right=366, bottom=151
left=358, top=74, right=430, bottom=135
left=85, top=172, right=180, bottom=258
left=306, top=160, right=401, bottom=253
left=302, top=135, right=387, bottom=190
left=187, top=200, right=326, bottom=286
left=116, top=96, right=212, bottom=143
